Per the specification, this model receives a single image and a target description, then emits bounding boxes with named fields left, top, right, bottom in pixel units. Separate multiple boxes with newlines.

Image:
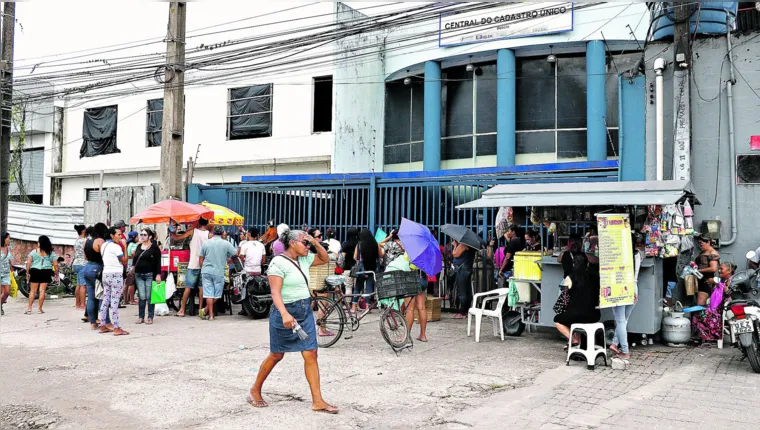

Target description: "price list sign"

left=597, top=214, right=635, bottom=308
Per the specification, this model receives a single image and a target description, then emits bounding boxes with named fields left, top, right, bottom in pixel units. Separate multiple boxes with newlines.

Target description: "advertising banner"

left=439, top=2, right=574, bottom=47
left=597, top=214, right=635, bottom=308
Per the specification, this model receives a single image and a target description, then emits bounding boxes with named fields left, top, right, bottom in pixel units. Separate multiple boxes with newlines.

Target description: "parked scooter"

left=723, top=250, right=760, bottom=373
left=229, top=257, right=271, bottom=319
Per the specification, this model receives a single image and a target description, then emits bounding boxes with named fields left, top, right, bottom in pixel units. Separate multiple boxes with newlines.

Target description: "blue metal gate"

left=190, top=161, right=619, bottom=243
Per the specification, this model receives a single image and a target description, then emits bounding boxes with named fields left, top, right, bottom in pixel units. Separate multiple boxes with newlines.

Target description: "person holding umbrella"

left=397, top=219, right=442, bottom=337
left=440, top=225, right=483, bottom=319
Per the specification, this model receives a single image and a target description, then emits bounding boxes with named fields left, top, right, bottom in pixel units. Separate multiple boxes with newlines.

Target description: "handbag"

left=336, top=252, right=346, bottom=269
left=95, top=278, right=104, bottom=300
left=125, top=250, right=144, bottom=288
left=553, top=285, right=570, bottom=314
left=349, top=247, right=364, bottom=278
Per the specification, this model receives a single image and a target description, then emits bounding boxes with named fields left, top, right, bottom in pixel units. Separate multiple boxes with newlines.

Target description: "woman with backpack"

left=24, top=235, right=59, bottom=314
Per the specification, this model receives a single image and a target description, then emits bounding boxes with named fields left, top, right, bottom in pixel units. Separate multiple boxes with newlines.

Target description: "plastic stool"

left=566, top=323, right=608, bottom=370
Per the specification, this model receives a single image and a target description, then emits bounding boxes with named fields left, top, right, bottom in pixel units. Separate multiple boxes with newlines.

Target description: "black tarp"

left=147, top=98, right=163, bottom=147
left=229, top=84, right=272, bottom=139
left=80, top=105, right=120, bottom=158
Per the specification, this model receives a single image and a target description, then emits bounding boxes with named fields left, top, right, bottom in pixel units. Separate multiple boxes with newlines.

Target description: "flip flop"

left=136, top=318, right=144, bottom=324
left=416, top=337, right=428, bottom=343
left=312, top=405, right=339, bottom=415
left=81, top=317, right=89, bottom=322
left=99, top=327, right=114, bottom=334
left=37, top=310, right=45, bottom=314
left=319, top=330, right=336, bottom=337
left=146, top=318, right=153, bottom=325
left=246, top=395, right=268, bottom=408
left=174, top=314, right=185, bottom=318
left=114, top=330, right=130, bottom=336
left=198, top=309, right=206, bottom=320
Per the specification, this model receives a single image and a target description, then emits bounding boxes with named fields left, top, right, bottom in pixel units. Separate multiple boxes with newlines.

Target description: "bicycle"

left=311, top=271, right=411, bottom=350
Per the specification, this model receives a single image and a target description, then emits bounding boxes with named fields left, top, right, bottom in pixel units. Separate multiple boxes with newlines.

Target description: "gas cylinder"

left=662, top=311, right=691, bottom=345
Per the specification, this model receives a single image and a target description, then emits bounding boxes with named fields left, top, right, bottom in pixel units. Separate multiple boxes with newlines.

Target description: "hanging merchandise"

left=495, top=207, right=509, bottom=237
left=530, top=207, right=540, bottom=226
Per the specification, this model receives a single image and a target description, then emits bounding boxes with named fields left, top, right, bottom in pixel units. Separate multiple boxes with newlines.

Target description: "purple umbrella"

left=398, top=218, right=442, bottom=276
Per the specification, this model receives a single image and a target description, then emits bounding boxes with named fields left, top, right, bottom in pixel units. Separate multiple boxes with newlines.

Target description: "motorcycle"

left=229, top=257, right=271, bottom=319
left=723, top=250, right=760, bottom=373
left=16, top=256, right=76, bottom=298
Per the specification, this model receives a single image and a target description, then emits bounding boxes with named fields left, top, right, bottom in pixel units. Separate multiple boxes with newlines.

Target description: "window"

left=383, top=78, right=424, bottom=165
left=605, top=52, right=642, bottom=158
left=227, top=84, right=272, bottom=140
left=441, top=63, right=498, bottom=161
left=80, top=105, right=119, bottom=158
left=146, top=98, right=163, bottom=147
left=313, top=76, right=333, bottom=133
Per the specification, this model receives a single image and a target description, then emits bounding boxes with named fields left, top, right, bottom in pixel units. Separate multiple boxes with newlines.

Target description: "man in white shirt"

left=172, top=217, right=211, bottom=317
left=239, top=227, right=266, bottom=276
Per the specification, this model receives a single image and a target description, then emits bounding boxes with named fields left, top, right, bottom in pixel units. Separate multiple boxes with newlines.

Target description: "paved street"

left=2, top=296, right=759, bottom=430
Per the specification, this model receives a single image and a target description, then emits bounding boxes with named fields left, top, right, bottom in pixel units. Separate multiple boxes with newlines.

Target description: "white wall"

left=62, top=79, right=334, bottom=174
left=58, top=161, right=331, bottom=207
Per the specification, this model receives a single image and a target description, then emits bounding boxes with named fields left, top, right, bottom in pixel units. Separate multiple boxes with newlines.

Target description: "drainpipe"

left=723, top=15, right=738, bottom=246
left=653, top=58, right=666, bottom=181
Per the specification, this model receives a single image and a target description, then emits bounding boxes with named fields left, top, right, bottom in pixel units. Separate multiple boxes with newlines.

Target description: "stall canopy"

left=457, top=180, right=698, bottom=209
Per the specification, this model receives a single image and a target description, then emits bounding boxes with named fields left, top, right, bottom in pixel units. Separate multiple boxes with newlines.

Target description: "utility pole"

left=671, top=2, right=692, bottom=182
left=0, top=2, right=16, bottom=233
left=159, top=2, right=186, bottom=201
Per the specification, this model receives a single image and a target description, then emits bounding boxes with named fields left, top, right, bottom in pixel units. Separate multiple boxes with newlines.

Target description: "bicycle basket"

left=376, top=271, right=420, bottom=299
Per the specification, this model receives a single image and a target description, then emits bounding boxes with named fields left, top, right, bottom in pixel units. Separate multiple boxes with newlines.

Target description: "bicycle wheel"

left=379, top=307, right=409, bottom=349
left=312, top=297, right=346, bottom=348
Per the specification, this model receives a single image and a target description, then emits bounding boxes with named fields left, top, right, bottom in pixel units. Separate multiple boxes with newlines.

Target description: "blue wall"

left=618, top=74, right=646, bottom=181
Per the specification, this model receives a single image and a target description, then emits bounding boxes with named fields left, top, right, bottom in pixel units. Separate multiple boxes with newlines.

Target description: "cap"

left=128, top=231, right=138, bottom=239
left=213, top=225, right=224, bottom=235
left=114, top=220, right=127, bottom=228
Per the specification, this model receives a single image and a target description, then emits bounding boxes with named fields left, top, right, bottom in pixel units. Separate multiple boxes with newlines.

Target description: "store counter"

left=539, top=256, right=663, bottom=335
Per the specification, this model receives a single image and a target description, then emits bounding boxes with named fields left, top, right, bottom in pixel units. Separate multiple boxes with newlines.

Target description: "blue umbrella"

left=397, top=218, right=442, bottom=276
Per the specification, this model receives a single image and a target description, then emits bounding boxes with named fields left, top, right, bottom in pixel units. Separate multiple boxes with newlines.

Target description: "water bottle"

left=293, top=322, right=309, bottom=341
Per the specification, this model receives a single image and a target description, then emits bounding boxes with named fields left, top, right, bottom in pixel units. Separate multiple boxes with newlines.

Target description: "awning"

left=457, top=180, right=698, bottom=209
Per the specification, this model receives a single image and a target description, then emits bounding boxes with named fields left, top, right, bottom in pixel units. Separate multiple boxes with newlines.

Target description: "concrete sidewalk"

left=1, top=297, right=759, bottom=429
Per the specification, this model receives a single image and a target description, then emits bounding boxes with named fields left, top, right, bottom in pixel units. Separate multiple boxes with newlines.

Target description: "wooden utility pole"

left=0, top=2, right=16, bottom=233
left=159, top=2, right=186, bottom=201
left=673, top=2, right=691, bottom=71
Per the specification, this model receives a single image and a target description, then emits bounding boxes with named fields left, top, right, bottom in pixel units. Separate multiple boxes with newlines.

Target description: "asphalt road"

left=2, top=296, right=759, bottom=429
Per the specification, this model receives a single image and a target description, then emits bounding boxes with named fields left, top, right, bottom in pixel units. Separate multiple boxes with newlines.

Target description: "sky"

left=11, top=1, right=418, bottom=66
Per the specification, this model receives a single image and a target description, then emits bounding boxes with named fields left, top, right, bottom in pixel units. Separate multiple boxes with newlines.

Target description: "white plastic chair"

left=467, top=288, right=509, bottom=342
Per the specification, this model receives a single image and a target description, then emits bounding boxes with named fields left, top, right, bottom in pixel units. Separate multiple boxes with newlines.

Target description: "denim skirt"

left=269, top=298, right=318, bottom=353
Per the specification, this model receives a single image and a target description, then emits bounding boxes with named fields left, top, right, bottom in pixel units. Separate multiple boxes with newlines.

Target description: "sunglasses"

left=139, top=233, right=149, bottom=237
left=300, top=240, right=311, bottom=246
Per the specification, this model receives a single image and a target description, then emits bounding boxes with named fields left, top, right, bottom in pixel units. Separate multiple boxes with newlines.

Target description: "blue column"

left=496, top=49, right=516, bottom=166
left=423, top=61, right=441, bottom=171
left=586, top=40, right=607, bottom=162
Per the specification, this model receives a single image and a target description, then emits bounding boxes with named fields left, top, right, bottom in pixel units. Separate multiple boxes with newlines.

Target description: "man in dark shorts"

left=498, top=224, right=524, bottom=278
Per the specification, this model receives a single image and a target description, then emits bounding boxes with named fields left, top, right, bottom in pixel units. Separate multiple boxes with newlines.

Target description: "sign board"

left=439, top=2, right=574, bottom=47
left=597, top=214, right=635, bottom=308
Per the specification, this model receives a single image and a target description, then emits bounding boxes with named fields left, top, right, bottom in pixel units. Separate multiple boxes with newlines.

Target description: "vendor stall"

left=458, top=180, right=699, bottom=338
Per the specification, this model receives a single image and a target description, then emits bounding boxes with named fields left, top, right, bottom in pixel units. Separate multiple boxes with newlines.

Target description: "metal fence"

left=194, top=161, right=619, bottom=245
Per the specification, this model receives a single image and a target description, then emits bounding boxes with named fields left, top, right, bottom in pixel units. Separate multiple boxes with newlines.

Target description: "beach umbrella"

left=397, top=218, right=442, bottom=276
left=129, top=199, right=213, bottom=225
left=200, top=201, right=244, bottom=226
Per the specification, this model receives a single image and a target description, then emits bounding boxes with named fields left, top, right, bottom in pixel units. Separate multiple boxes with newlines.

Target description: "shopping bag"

left=508, top=279, right=519, bottom=307
left=151, top=281, right=167, bottom=304
left=155, top=303, right=170, bottom=316
left=165, top=273, right=177, bottom=299
left=9, top=271, right=18, bottom=298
